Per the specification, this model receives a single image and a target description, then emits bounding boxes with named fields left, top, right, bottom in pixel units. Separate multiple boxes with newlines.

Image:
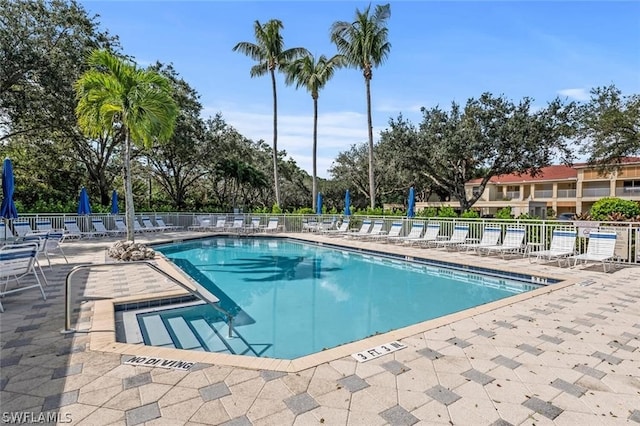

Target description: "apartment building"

left=419, top=157, right=640, bottom=217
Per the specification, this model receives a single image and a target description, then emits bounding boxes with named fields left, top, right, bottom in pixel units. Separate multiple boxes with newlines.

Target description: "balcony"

left=616, top=187, right=640, bottom=196
left=557, top=189, right=577, bottom=198
left=582, top=187, right=610, bottom=197
left=534, top=190, right=553, bottom=198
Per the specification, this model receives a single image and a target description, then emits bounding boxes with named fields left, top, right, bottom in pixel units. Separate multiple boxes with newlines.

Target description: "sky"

left=80, top=1, right=640, bottom=178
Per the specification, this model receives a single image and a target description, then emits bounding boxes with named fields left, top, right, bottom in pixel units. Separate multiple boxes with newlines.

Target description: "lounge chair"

left=322, top=220, right=350, bottom=236
left=387, top=222, right=424, bottom=243
left=0, top=243, right=46, bottom=312
left=134, top=219, right=153, bottom=233
left=114, top=218, right=128, bottom=234
left=302, top=218, right=319, bottom=232
left=35, top=220, right=53, bottom=232
left=569, top=231, right=617, bottom=272
left=13, top=220, right=43, bottom=238
left=343, top=220, right=372, bottom=239
left=43, top=231, right=68, bottom=266
left=142, top=217, right=166, bottom=232
left=92, top=219, right=124, bottom=237
left=458, top=226, right=502, bottom=252
left=478, top=226, right=526, bottom=258
left=260, top=217, right=283, bottom=233
left=187, top=216, right=211, bottom=231
left=19, top=234, right=50, bottom=285
left=155, top=217, right=182, bottom=231
left=369, top=221, right=403, bottom=242
left=209, top=217, right=227, bottom=232
left=63, top=220, right=96, bottom=239
left=225, top=217, right=245, bottom=233
left=244, top=217, right=262, bottom=233
left=349, top=220, right=385, bottom=240
left=402, top=223, right=441, bottom=246
left=528, top=229, right=577, bottom=266
left=433, top=224, right=470, bottom=250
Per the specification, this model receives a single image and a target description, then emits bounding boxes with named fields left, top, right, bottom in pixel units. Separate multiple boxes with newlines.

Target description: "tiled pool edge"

left=87, top=240, right=584, bottom=373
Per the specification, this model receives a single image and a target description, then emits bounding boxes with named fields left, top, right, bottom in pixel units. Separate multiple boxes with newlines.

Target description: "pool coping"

left=87, top=233, right=586, bottom=373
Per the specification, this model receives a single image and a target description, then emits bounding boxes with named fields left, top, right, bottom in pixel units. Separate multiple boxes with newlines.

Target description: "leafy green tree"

left=416, top=93, right=576, bottom=211
left=589, top=197, right=640, bottom=220
left=75, top=50, right=178, bottom=241
left=331, top=3, right=391, bottom=209
left=285, top=53, right=345, bottom=211
left=578, top=85, right=640, bottom=167
left=232, top=19, right=308, bottom=207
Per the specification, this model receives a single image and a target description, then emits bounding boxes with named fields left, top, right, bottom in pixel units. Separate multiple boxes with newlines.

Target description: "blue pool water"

left=150, top=237, right=542, bottom=359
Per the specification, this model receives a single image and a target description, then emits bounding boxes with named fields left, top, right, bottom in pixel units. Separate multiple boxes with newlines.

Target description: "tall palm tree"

left=285, top=53, right=345, bottom=211
left=75, top=49, right=178, bottom=241
left=233, top=19, right=308, bottom=207
left=331, top=4, right=391, bottom=209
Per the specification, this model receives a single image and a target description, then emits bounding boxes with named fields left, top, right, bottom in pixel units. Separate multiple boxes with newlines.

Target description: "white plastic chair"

left=142, top=217, right=164, bottom=232
left=63, top=220, right=95, bottom=239
left=343, top=220, right=372, bottom=238
left=569, top=231, right=617, bottom=272
left=349, top=220, right=385, bottom=239
left=322, top=220, right=350, bottom=236
left=262, top=217, right=282, bottom=233
left=479, top=227, right=526, bottom=258
left=369, top=221, right=403, bottom=242
left=92, top=219, right=123, bottom=236
left=529, top=229, right=577, bottom=265
left=0, top=243, right=46, bottom=312
left=155, top=217, right=182, bottom=230
left=458, top=226, right=502, bottom=252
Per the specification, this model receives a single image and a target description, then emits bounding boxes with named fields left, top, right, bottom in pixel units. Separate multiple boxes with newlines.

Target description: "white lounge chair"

left=302, top=218, right=319, bottom=232
left=529, top=229, right=577, bottom=265
left=155, top=217, right=182, bottom=231
left=134, top=219, right=153, bottom=233
left=343, top=220, right=372, bottom=238
left=244, top=217, right=262, bottom=233
left=350, top=220, right=385, bottom=240
left=403, top=223, right=441, bottom=246
left=433, top=224, right=470, bottom=250
left=0, top=243, right=46, bottom=312
left=387, top=222, right=424, bottom=243
left=322, top=220, right=350, bottom=236
left=43, top=231, right=68, bottom=266
left=114, top=218, right=128, bottom=234
left=458, top=226, right=502, bottom=252
left=92, top=219, right=124, bottom=236
left=261, top=217, right=283, bottom=233
left=479, top=226, right=526, bottom=258
left=63, top=220, right=96, bottom=239
left=369, top=221, right=403, bottom=242
left=142, top=217, right=165, bottom=232
left=569, top=231, right=617, bottom=272
left=13, top=220, right=43, bottom=238
left=210, top=217, right=227, bottom=232
left=187, top=216, right=211, bottom=231
left=35, top=220, right=53, bottom=232
left=225, top=217, right=245, bottom=233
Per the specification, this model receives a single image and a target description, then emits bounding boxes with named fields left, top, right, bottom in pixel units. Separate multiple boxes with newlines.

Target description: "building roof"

left=573, top=156, right=640, bottom=168
left=467, top=165, right=577, bottom=185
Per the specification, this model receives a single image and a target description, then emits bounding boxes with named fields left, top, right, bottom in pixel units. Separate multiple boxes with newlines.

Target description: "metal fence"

left=5, top=212, right=640, bottom=265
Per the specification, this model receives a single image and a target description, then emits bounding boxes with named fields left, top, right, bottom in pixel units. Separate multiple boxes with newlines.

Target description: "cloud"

left=202, top=106, right=386, bottom=177
left=375, top=101, right=423, bottom=114
left=557, top=88, right=590, bottom=101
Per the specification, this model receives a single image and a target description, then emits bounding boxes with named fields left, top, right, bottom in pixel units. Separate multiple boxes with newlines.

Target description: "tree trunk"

left=312, top=96, right=318, bottom=212
left=270, top=69, right=280, bottom=207
left=124, top=129, right=135, bottom=241
left=365, top=77, right=375, bottom=209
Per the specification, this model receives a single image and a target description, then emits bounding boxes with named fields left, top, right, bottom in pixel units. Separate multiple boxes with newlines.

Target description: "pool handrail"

left=62, top=261, right=236, bottom=338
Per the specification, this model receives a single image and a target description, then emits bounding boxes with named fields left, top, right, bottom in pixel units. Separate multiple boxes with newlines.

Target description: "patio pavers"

left=1, top=231, right=639, bottom=425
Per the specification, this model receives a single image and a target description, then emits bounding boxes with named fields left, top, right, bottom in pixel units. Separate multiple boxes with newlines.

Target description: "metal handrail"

left=61, top=261, right=235, bottom=338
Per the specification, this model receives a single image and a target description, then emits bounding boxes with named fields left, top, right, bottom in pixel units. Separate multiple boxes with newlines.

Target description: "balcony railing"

left=557, top=189, right=576, bottom=198
left=582, top=188, right=610, bottom=197
left=616, top=187, right=640, bottom=196
left=534, top=190, right=553, bottom=198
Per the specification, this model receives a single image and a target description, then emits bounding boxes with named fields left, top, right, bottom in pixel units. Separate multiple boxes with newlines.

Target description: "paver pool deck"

left=1, top=231, right=638, bottom=425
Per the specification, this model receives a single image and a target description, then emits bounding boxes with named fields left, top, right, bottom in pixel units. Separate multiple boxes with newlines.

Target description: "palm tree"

left=285, top=53, right=345, bottom=211
left=75, top=49, right=178, bottom=241
left=331, top=4, right=391, bottom=209
left=233, top=19, right=308, bottom=207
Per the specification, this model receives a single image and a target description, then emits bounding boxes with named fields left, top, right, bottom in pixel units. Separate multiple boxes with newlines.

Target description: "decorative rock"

left=107, top=240, right=156, bottom=261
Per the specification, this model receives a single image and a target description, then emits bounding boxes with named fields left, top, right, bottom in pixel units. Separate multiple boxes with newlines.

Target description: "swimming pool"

left=150, top=237, right=543, bottom=359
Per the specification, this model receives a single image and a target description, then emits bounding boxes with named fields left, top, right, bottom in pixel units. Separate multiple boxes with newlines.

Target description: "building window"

left=623, top=180, right=640, bottom=193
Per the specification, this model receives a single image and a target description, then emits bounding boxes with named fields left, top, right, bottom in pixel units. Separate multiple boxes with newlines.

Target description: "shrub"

left=496, top=206, right=512, bottom=219
left=417, top=207, right=437, bottom=218
left=271, top=203, right=282, bottom=214
left=460, top=210, right=480, bottom=218
left=437, top=205, right=457, bottom=218
left=589, top=197, right=640, bottom=220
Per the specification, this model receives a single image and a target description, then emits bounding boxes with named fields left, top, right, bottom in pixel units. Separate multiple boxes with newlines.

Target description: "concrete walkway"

left=1, top=232, right=639, bottom=425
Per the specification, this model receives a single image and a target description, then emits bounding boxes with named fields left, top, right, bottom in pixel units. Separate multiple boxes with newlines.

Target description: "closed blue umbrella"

left=407, top=186, right=415, bottom=218
left=316, top=192, right=323, bottom=215
left=1, top=158, right=18, bottom=240
left=77, top=187, right=91, bottom=215
left=110, top=190, right=119, bottom=215
left=344, top=190, right=351, bottom=216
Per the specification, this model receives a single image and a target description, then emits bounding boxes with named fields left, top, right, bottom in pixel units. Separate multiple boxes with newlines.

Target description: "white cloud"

left=375, top=101, right=423, bottom=114
left=202, top=106, right=385, bottom=178
left=557, top=88, right=590, bottom=101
